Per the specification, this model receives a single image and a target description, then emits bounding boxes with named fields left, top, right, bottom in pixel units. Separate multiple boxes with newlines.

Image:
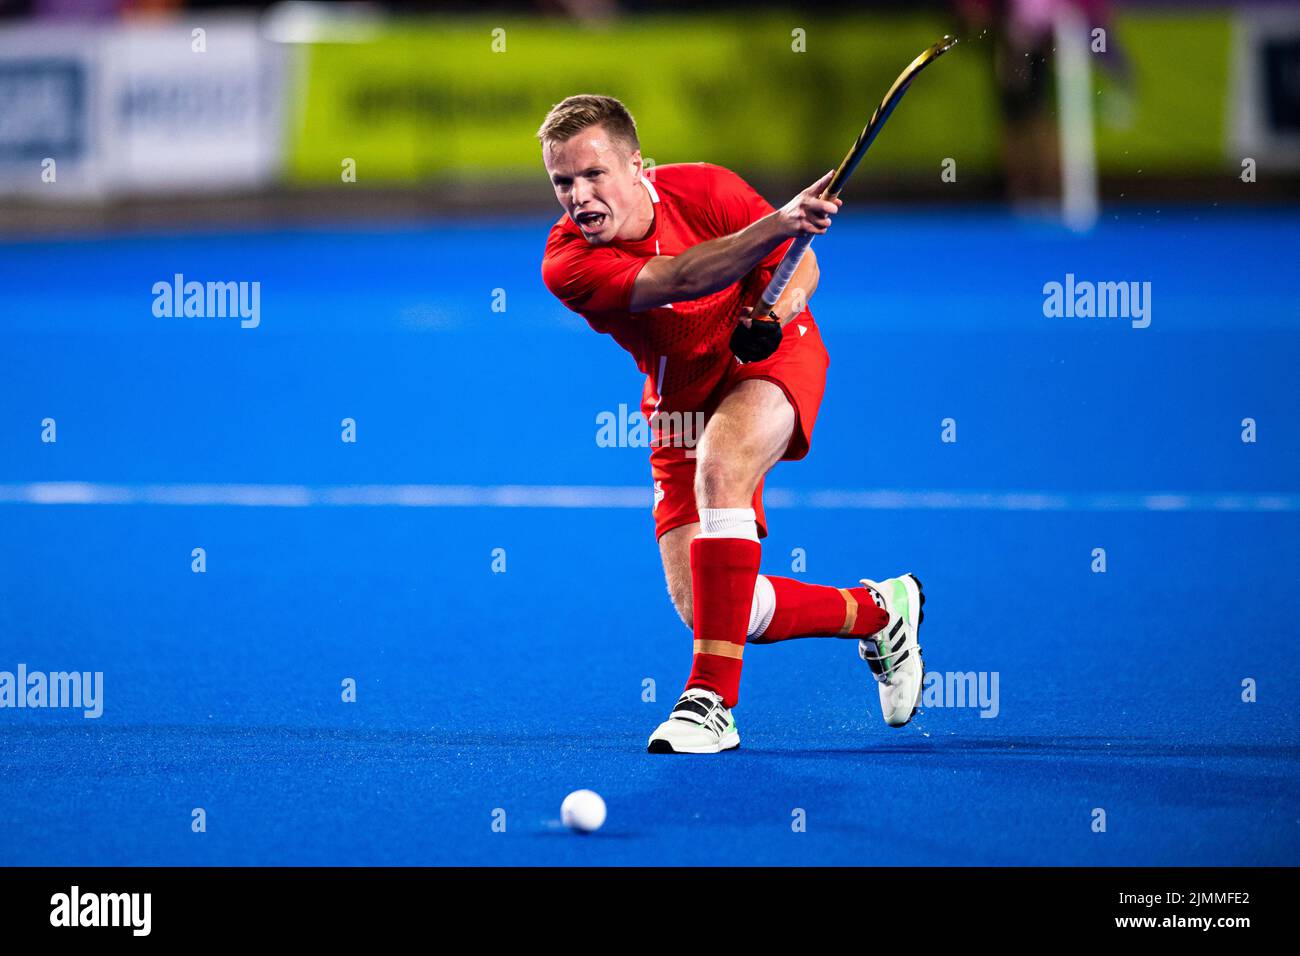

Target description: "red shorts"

left=647, top=316, right=829, bottom=540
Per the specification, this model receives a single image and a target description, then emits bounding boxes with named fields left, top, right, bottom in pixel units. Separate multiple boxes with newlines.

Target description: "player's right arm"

left=628, top=170, right=840, bottom=313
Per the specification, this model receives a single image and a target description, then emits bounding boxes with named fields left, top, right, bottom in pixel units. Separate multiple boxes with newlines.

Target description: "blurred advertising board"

left=284, top=11, right=1236, bottom=187
left=0, top=10, right=1265, bottom=198
left=283, top=14, right=1001, bottom=185
left=0, top=15, right=283, bottom=199
left=1232, top=6, right=1300, bottom=170
left=97, top=18, right=285, bottom=193
left=0, top=25, right=102, bottom=198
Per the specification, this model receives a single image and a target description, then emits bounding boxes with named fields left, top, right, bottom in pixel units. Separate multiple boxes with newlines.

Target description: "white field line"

left=0, top=482, right=1296, bottom=512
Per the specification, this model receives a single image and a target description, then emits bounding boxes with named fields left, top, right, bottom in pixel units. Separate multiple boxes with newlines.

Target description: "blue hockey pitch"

left=1, top=207, right=1298, bottom=865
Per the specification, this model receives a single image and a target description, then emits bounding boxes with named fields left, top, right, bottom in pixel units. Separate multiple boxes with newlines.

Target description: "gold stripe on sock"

left=693, top=639, right=745, bottom=660
left=837, top=588, right=858, bottom=636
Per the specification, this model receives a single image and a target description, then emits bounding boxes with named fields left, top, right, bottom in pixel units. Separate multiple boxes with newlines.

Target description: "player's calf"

left=746, top=576, right=889, bottom=643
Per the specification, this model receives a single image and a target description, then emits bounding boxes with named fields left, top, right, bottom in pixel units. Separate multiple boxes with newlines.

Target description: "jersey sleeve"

left=705, top=164, right=793, bottom=275
left=542, top=232, right=649, bottom=316
left=703, top=164, right=795, bottom=307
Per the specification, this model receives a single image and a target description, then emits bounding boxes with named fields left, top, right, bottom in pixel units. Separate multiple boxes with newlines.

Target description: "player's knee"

left=694, top=455, right=757, bottom=509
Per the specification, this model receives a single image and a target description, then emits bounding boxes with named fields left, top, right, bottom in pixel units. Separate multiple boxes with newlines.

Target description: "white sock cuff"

left=697, top=507, right=759, bottom=542
left=748, top=574, right=776, bottom=640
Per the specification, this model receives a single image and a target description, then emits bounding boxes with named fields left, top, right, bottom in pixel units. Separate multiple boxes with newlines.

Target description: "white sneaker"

left=858, top=574, right=926, bottom=727
left=647, top=688, right=740, bottom=754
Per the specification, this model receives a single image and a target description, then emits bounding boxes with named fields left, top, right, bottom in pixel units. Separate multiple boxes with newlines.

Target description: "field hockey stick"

left=752, top=35, right=958, bottom=316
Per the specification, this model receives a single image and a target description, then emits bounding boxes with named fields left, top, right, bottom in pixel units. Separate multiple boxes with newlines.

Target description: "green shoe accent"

left=887, top=577, right=911, bottom=625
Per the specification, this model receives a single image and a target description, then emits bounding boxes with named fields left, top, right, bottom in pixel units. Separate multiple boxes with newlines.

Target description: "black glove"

left=730, top=311, right=783, bottom=363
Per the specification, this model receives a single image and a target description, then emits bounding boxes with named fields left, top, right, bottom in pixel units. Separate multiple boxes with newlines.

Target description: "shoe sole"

left=646, top=731, right=740, bottom=755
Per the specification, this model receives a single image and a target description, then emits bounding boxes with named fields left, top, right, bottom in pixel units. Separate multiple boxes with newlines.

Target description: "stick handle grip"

left=756, top=233, right=814, bottom=312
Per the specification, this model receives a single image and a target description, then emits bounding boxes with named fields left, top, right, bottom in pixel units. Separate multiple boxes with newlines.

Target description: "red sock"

left=758, top=576, right=888, bottom=643
left=685, top=536, right=761, bottom=708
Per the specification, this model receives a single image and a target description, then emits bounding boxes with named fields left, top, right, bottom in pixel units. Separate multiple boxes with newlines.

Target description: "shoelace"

left=861, top=617, right=911, bottom=685
left=861, top=642, right=912, bottom=685
left=670, top=692, right=730, bottom=736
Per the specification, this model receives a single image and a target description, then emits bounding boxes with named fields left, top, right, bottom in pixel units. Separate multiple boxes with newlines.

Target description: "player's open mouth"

left=576, top=211, right=606, bottom=230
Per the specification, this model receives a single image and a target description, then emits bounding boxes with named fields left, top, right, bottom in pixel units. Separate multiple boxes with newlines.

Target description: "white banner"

left=97, top=16, right=284, bottom=193
left=1231, top=7, right=1300, bottom=170
left=0, top=15, right=283, bottom=199
left=0, top=25, right=104, bottom=198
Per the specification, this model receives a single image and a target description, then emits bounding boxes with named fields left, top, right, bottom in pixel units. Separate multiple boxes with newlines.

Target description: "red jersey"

left=540, top=162, right=808, bottom=403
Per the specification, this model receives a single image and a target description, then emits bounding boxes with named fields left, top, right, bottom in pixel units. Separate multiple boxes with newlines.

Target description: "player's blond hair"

left=536, top=94, right=640, bottom=153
